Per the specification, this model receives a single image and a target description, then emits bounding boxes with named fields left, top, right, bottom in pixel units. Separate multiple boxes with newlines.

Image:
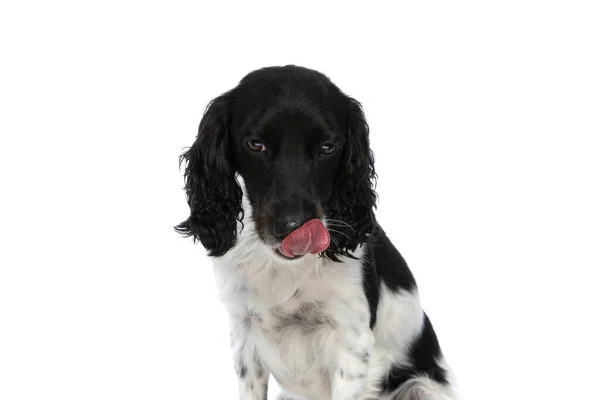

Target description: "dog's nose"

left=273, top=216, right=308, bottom=239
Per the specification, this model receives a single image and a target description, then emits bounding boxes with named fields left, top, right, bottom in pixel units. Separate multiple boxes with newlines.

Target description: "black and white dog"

left=176, top=66, right=457, bottom=400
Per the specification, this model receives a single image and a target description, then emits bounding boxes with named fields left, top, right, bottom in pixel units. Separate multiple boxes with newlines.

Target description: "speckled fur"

left=211, top=195, right=458, bottom=400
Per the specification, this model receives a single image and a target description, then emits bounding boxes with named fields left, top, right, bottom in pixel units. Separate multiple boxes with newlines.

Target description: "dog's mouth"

left=274, top=247, right=305, bottom=260
left=272, top=219, right=330, bottom=260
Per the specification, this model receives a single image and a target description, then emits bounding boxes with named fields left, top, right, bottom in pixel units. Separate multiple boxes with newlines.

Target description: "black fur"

left=175, top=92, right=244, bottom=257
left=382, top=314, right=448, bottom=391
left=176, top=65, right=377, bottom=260
left=326, top=97, right=378, bottom=260
left=361, top=227, right=417, bottom=330
left=362, top=227, right=443, bottom=394
left=371, top=228, right=417, bottom=293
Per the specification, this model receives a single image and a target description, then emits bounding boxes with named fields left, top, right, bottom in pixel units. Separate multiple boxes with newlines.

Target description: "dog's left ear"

left=175, top=92, right=243, bottom=256
left=327, top=97, right=378, bottom=258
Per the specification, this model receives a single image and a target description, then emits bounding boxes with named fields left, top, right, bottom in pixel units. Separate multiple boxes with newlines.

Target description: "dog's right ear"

left=175, top=92, right=243, bottom=256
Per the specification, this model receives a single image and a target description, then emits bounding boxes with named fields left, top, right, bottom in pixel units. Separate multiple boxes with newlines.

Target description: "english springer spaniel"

left=176, top=66, right=457, bottom=400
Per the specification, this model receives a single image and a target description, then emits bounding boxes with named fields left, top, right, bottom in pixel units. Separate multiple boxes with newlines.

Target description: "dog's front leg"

left=330, top=329, right=374, bottom=400
left=230, top=317, right=268, bottom=400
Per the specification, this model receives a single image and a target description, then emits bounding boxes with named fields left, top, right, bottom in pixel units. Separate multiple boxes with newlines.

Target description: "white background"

left=1, top=1, right=599, bottom=399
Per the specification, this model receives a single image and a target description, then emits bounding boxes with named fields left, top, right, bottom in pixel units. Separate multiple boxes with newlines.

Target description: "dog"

left=176, top=66, right=457, bottom=400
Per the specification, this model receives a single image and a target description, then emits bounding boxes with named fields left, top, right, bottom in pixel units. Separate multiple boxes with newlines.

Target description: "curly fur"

left=325, top=97, right=378, bottom=260
left=175, top=93, right=244, bottom=256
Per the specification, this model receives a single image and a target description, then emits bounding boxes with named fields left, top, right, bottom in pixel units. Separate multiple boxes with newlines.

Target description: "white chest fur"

left=214, top=241, right=370, bottom=400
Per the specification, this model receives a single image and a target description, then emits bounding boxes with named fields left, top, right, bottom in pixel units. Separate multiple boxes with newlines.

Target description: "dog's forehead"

left=266, top=108, right=327, bottom=135
left=234, top=101, right=332, bottom=141
left=232, top=77, right=344, bottom=136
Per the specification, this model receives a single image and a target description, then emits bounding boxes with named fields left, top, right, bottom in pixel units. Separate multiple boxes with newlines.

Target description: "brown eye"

left=320, top=143, right=336, bottom=155
left=247, top=140, right=266, bottom=152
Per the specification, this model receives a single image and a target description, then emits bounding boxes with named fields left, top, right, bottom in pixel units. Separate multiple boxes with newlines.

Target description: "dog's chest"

left=245, top=289, right=338, bottom=398
left=215, top=259, right=369, bottom=399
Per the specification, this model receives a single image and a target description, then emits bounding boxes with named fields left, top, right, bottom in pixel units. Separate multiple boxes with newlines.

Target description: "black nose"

left=273, top=215, right=309, bottom=239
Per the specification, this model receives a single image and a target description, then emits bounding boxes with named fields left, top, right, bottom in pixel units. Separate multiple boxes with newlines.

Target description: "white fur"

left=211, top=190, right=457, bottom=400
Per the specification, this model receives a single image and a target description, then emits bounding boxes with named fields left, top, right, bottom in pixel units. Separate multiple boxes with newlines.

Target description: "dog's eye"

left=247, top=140, right=266, bottom=152
left=319, top=143, right=336, bottom=155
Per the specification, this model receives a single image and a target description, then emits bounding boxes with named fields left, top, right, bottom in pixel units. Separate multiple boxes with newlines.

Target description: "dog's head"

left=176, top=66, right=377, bottom=261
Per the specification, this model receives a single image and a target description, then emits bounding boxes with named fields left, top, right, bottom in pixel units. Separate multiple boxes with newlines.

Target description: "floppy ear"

left=175, top=93, right=243, bottom=256
left=327, top=97, right=378, bottom=259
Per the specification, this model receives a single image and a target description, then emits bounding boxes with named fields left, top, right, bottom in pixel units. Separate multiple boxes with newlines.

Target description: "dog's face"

left=176, top=66, right=377, bottom=260
left=231, top=105, right=346, bottom=253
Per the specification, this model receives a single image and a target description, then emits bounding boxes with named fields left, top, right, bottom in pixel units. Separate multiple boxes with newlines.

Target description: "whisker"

left=325, top=218, right=354, bottom=225
left=327, top=228, right=351, bottom=240
left=326, top=223, right=355, bottom=232
left=324, top=219, right=356, bottom=232
left=329, top=236, right=340, bottom=247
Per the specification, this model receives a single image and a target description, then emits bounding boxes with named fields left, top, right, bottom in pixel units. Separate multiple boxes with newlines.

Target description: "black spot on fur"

left=253, top=352, right=265, bottom=379
left=362, top=227, right=417, bottom=329
left=274, top=302, right=335, bottom=333
left=342, top=368, right=367, bottom=381
left=262, top=383, right=268, bottom=400
left=361, top=239, right=379, bottom=329
left=248, top=309, right=262, bottom=323
left=348, top=347, right=369, bottom=363
left=382, top=314, right=447, bottom=392
left=238, top=361, right=247, bottom=378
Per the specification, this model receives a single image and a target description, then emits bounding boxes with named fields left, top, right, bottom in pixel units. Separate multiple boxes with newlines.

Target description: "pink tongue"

left=280, top=219, right=330, bottom=258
